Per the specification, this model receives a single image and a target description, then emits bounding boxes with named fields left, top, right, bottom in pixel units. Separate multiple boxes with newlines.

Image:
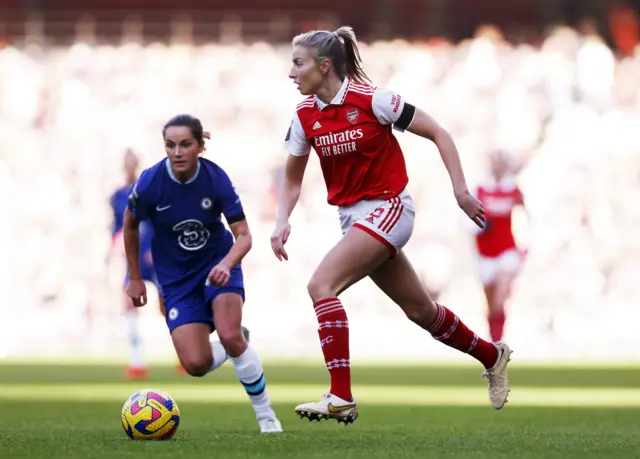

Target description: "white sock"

left=231, top=345, right=273, bottom=418
left=209, top=339, right=229, bottom=372
left=125, top=310, right=144, bottom=368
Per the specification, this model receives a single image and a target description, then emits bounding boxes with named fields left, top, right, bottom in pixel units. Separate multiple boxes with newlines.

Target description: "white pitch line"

left=1, top=385, right=640, bottom=407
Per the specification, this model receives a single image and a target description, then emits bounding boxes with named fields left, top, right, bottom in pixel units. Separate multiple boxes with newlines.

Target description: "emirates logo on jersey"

left=314, top=128, right=364, bottom=157
left=346, top=108, right=359, bottom=124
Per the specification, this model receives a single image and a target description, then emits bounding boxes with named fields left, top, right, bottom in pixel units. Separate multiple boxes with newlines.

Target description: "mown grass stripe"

left=0, top=384, right=639, bottom=407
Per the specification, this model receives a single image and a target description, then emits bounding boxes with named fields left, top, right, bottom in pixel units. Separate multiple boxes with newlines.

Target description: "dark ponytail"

left=292, top=25, right=371, bottom=84
left=334, top=26, right=370, bottom=84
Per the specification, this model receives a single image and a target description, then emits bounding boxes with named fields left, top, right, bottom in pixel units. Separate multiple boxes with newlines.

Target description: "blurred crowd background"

left=1, top=0, right=639, bottom=362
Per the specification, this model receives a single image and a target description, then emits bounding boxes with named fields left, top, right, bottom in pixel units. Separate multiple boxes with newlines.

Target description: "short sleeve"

left=514, top=187, right=524, bottom=205
left=372, top=88, right=415, bottom=132
left=216, top=168, right=245, bottom=224
left=127, top=170, right=153, bottom=222
left=283, top=111, right=311, bottom=157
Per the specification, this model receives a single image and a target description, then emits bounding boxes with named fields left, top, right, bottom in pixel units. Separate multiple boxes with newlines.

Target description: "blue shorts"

left=162, top=265, right=244, bottom=333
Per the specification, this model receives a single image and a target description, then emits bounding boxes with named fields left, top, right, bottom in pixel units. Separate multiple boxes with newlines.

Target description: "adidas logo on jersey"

left=313, top=121, right=322, bottom=130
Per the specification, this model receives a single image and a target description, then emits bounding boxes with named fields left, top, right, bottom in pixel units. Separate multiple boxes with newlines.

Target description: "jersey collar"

left=486, top=174, right=516, bottom=191
left=315, top=78, right=350, bottom=110
left=165, top=157, right=201, bottom=185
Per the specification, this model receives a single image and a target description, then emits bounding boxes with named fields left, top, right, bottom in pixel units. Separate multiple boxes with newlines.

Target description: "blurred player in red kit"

left=271, top=26, right=513, bottom=424
left=475, top=151, right=525, bottom=342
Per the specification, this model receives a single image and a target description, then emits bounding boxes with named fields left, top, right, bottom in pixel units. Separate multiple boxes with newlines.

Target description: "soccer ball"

left=121, top=389, right=180, bottom=440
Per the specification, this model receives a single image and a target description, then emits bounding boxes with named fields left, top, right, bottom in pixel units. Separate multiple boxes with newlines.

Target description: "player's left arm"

left=514, top=187, right=531, bottom=225
left=217, top=168, right=252, bottom=270
left=410, top=110, right=485, bottom=227
left=406, top=110, right=471, bottom=199
left=219, top=219, right=252, bottom=270
left=372, top=88, right=484, bottom=228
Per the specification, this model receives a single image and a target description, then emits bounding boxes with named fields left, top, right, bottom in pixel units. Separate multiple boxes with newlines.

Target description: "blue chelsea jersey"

left=126, top=158, right=244, bottom=293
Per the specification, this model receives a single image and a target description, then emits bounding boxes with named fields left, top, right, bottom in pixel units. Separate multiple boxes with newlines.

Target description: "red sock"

left=314, top=298, right=352, bottom=401
left=488, top=311, right=506, bottom=342
left=429, top=303, right=498, bottom=369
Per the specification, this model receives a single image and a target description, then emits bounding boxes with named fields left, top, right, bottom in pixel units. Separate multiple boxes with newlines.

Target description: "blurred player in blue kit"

left=123, top=114, right=282, bottom=433
left=109, top=149, right=187, bottom=379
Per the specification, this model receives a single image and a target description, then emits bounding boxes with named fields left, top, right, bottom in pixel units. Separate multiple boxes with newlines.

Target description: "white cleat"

left=295, top=393, right=358, bottom=425
left=482, top=341, right=513, bottom=410
left=258, top=414, right=283, bottom=433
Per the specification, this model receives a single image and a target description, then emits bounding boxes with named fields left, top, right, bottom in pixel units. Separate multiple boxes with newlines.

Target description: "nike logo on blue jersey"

left=156, top=204, right=171, bottom=211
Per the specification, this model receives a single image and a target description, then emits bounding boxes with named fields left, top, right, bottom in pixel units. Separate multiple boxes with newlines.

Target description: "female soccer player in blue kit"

left=123, top=114, right=282, bottom=433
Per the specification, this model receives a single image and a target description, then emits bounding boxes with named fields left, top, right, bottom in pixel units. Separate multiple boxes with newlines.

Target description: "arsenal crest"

left=346, top=108, right=359, bottom=124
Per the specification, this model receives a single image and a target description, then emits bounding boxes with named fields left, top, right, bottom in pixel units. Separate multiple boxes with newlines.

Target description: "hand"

left=456, top=190, right=486, bottom=229
left=270, top=220, right=291, bottom=261
left=126, top=279, right=147, bottom=307
left=207, top=263, right=230, bottom=287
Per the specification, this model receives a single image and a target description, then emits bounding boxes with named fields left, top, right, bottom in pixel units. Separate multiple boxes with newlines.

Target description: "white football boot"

left=258, top=413, right=283, bottom=433
left=295, top=393, right=358, bottom=425
left=482, top=341, right=513, bottom=409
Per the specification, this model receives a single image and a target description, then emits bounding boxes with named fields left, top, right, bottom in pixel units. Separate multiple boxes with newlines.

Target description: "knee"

left=217, top=327, right=246, bottom=357
left=180, top=355, right=212, bottom=377
left=307, top=275, right=335, bottom=303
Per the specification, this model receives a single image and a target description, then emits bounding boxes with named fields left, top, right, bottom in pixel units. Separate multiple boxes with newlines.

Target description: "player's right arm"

left=124, top=174, right=153, bottom=306
left=123, top=208, right=142, bottom=281
left=271, top=112, right=311, bottom=261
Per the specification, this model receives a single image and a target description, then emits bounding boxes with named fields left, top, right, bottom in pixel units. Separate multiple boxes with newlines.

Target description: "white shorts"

left=338, top=189, right=415, bottom=256
left=478, top=248, right=523, bottom=286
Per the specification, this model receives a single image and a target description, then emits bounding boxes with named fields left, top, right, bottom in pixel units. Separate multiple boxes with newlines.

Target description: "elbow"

left=236, top=228, right=252, bottom=253
left=244, top=232, right=253, bottom=252
left=432, top=126, right=452, bottom=146
left=123, top=209, right=138, bottom=232
left=283, top=178, right=303, bottom=198
left=283, top=174, right=301, bottom=190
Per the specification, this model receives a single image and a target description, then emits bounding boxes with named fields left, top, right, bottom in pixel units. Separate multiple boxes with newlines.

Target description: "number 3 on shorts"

left=353, top=192, right=416, bottom=255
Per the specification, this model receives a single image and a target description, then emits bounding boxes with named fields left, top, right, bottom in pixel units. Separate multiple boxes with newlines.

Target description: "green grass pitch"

left=0, top=362, right=638, bottom=458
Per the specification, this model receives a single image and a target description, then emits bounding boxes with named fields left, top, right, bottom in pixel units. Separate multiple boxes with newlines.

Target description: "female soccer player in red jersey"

left=271, top=26, right=513, bottom=424
left=475, top=151, right=526, bottom=342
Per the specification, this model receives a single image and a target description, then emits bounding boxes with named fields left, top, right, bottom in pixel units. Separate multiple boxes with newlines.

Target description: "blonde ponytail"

left=334, top=26, right=370, bottom=84
left=292, top=25, right=370, bottom=84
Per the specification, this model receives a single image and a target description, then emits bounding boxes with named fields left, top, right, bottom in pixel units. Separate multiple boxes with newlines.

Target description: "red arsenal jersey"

left=283, top=79, right=414, bottom=206
left=475, top=175, right=523, bottom=257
